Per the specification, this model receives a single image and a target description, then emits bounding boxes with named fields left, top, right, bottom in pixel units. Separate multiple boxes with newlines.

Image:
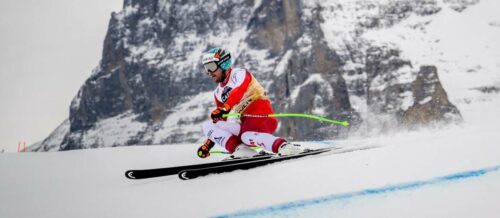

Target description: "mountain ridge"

left=32, top=0, right=474, bottom=151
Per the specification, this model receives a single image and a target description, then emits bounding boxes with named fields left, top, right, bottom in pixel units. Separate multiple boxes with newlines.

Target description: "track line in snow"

left=215, top=164, right=500, bottom=218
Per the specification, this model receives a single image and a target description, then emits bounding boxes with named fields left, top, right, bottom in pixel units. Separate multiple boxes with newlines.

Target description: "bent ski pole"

left=223, top=113, right=350, bottom=127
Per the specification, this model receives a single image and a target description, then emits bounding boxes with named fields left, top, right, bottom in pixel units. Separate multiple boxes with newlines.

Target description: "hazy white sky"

left=0, top=0, right=123, bottom=152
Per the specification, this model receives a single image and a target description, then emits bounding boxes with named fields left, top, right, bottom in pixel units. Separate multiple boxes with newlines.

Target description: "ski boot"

left=229, top=145, right=260, bottom=159
left=277, top=142, right=305, bottom=156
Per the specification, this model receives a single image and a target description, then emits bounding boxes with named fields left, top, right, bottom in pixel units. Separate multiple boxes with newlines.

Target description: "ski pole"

left=223, top=113, right=350, bottom=126
left=209, top=150, right=230, bottom=154
left=209, top=146, right=262, bottom=155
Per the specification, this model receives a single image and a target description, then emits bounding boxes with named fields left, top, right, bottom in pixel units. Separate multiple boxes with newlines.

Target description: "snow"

left=362, top=0, right=500, bottom=103
left=1, top=94, right=499, bottom=217
left=152, top=91, right=213, bottom=144
left=122, top=3, right=140, bottom=18
left=274, top=50, right=293, bottom=76
left=251, top=0, right=263, bottom=17
left=400, top=90, right=414, bottom=110
left=241, top=48, right=277, bottom=72
left=80, top=111, right=148, bottom=148
left=126, top=39, right=166, bottom=67
left=1, top=0, right=500, bottom=217
left=419, top=96, right=432, bottom=104
left=29, top=119, right=70, bottom=152
left=290, top=74, right=333, bottom=104
left=2, top=89, right=500, bottom=217
left=226, top=167, right=500, bottom=218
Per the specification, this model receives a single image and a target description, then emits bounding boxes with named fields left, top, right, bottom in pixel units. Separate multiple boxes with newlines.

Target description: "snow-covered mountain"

left=32, top=0, right=492, bottom=151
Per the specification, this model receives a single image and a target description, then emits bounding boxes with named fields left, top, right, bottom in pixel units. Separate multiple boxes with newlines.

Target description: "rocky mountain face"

left=402, top=66, right=462, bottom=126
left=33, top=0, right=472, bottom=151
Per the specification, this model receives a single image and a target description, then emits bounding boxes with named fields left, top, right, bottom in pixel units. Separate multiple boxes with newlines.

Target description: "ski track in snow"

left=216, top=165, right=500, bottom=218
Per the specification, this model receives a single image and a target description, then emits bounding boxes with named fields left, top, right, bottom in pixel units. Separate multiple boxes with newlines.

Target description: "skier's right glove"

left=197, top=139, right=215, bottom=158
left=211, top=103, right=231, bottom=123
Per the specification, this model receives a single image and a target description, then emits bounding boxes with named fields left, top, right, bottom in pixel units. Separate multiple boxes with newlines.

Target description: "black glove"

left=197, top=139, right=215, bottom=158
left=211, top=103, right=230, bottom=123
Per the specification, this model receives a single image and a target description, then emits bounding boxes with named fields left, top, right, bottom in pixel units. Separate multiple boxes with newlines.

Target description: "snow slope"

left=0, top=91, right=499, bottom=218
left=0, top=115, right=499, bottom=218
left=1, top=0, right=500, bottom=217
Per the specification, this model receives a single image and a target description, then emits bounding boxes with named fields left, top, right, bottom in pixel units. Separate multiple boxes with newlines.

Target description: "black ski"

left=178, top=147, right=333, bottom=180
left=125, top=153, right=274, bottom=179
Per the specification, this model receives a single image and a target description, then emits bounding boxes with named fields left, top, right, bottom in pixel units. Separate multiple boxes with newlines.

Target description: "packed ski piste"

left=125, top=48, right=350, bottom=180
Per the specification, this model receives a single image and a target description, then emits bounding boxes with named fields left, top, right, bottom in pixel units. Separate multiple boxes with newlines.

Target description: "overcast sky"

left=0, top=0, right=123, bottom=152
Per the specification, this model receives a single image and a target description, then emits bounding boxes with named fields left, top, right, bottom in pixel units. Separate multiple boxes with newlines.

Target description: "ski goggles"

left=203, top=62, right=218, bottom=73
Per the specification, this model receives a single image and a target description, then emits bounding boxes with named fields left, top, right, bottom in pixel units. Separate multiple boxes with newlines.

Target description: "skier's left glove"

left=211, top=103, right=231, bottom=123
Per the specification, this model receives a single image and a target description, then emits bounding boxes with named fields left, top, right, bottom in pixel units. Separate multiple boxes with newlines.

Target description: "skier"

left=197, top=48, right=303, bottom=159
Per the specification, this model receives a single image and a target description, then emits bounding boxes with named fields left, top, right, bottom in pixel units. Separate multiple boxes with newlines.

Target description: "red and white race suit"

left=202, top=68, right=286, bottom=153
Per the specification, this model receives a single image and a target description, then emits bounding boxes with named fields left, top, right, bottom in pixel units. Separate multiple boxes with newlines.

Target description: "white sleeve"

left=229, top=68, right=247, bottom=87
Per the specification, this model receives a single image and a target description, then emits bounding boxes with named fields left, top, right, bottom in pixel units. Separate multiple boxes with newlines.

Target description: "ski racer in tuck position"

left=197, top=48, right=303, bottom=159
